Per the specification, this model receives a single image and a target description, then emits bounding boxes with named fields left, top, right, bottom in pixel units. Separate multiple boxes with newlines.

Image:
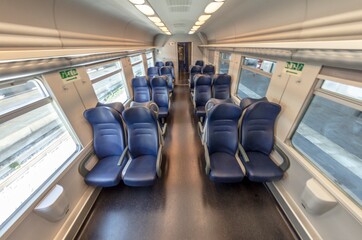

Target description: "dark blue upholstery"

left=212, top=74, right=231, bottom=99
left=147, top=67, right=159, bottom=79
left=202, top=64, right=215, bottom=77
left=151, top=76, right=169, bottom=119
left=155, top=61, right=164, bottom=68
left=96, top=102, right=125, bottom=114
left=132, top=76, right=150, bottom=103
left=205, top=103, right=244, bottom=182
left=83, top=107, right=127, bottom=187
left=240, top=101, right=283, bottom=182
left=165, top=61, right=174, bottom=67
left=160, top=66, right=174, bottom=92
left=195, top=60, right=204, bottom=67
left=122, top=107, right=160, bottom=186
left=240, top=97, right=268, bottom=111
left=189, top=65, right=202, bottom=90
left=194, top=75, right=212, bottom=119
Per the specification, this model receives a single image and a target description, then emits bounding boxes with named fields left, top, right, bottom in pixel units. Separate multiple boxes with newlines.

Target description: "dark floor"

left=178, top=70, right=189, bottom=85
left=76, top=86, right=296, bottom=240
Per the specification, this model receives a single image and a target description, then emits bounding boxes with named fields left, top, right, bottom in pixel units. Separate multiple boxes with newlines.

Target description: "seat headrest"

left=155, top=61, right=164, bottom=67
left=244, top=101, right=281, bottom=120
left=208, top=103, right=242, bottom=121
left=129, top=101, right=159, bottom=119
left=132, top=76, right=148, bottom=87
left=165, top=61, right=174, bottom=67
left=202, top=65, right=215, bottom=74
left=96, top=102, right=124, bottom=114
left=190, top=65, right=202, bottom=73
left=147, top=67, right=159, bottom=74
left=123, top=106, right=158, bottom=125
left=240, top=97, right=268, bottom=111
left=84, top=106, right=122, bottom=124
left=205, top=98, right=234, bottom=113
left=195, top=60, right=204, bottom=66
left=213, top=74, right=231, bottom=85
left=195, top=74, right=212, bottom=86
left=160, top=66, right=172, bottom=74
left=151, top=76, right=167, bottom=87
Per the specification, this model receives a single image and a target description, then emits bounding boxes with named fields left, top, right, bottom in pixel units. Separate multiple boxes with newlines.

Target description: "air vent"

left=170, top=6, right=189, bottom=12
left=166, top=0, right=191, bottom=6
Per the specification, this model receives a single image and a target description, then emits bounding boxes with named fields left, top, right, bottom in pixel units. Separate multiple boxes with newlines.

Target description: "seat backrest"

left=239, top=97, right=268, bottom=111
left=202, top=64, right=215, bottom=76
left=96, top=102, right=124, bottom=114
left=165, top=61, right=174, bottom=67
left=147, top=67, right=159, bottom=79
left=84, top=107, right=126, bottom=159
left=194, top=75, right=212, bottom=107
left=160, top=66, right=172, bottom=77
left=132, top=76, right=150, bottom=103
left=189, top=65, right=202, bottom=89
left=206, top=103, right=242, bottom=155
left=241, top=101, right=281, bottom=155
left=151, top=76, right=169, bottom=109
left=212, top=74, right=231, bottom=99
left=205, top=98, right=233, bottom=114
left=195, top=60, right=204, bottom=67
left=122, top=107, right=159, bottom=158
left=155, top=61, right=164, bottom=68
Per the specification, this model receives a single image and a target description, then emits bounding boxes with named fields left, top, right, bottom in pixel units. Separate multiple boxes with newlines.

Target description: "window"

left=218, top=52, right=231, bottom=74
left=87, top=61, right=129, bottom=104
left=0, top=78, right=81, bottom=228
left=130, top=55, right=145, bottom=77
left=291, top=76, right=362, bottom=207
left=208, top=50, right=215, bottom=64
left=237, top=57, right=276, bottom=99
left=146, top=52, right=154, bottom=68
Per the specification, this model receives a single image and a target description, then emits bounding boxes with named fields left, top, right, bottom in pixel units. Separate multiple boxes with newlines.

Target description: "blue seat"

left=212, top=74, right=231, bottom=99
left=189, top=65, right=202, bottom=91
left=202, top=64, right=215, bottom=77
left=165, top=61, right=174, bottom=67
left=96, top=102, right=125, bottom=114
left=132, top=76, right=150, bottom=103
left=204, top=103, right=244, bottom=182
left=239, top=97, right=268, bottom=111
left=239, top=101, right=289, bottom=182
left=155, top=61, right=164, bottom=68
left=195, top=60, right=204, bottom=67
left=122, top=106, right=162, bottom=187
left=151, top=76, right=169, bottom=120
left=83, top=107, right=128, bottom=187
left=147, top=67, right=159, bottom=80
left=160, top=66, right=174, bottom=92
left=194, top=74, right=212, bottom=120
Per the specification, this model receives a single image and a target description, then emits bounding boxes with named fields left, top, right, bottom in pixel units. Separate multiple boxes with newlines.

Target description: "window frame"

left=0, top=76, right=82, bottom=233
left=130, top=54, right=146, bottom=77
left=146, top=51, right=154, bottom=68
left=218, top=51, right=232, bottom=74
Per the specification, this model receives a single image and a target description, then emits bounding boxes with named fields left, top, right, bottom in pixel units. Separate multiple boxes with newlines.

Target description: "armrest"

left=78, top=150, right=95, bottom=177
left=162, top=123, right=167, bottom=136
left=156, top=145, right=163, bottom=177
left=117, top=146, right=129, bottom=166
left=273, top=144, right=290, bottom=171
left=198, top=121, right=203, bottom=136
left=238, top=143, right=250, bottom=163
left=204, top=143, right=211, bottom=175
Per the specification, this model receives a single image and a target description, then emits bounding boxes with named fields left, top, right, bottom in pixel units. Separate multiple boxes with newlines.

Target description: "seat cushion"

left=241, top=151, right=284, bottom=182
left=209, top=152, right=244, bottom=183
left=85, top=155, right=124, bottom=187
left=158, top=106, right=168, bottom=119
left=123, top=155, right=157, bottom=187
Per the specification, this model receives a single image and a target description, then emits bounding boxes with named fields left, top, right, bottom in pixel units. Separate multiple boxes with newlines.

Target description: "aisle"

left=76, top=86, right=296, bottom=240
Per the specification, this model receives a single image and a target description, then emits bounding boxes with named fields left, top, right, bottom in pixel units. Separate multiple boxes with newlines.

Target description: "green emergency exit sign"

left=59, top=68, right=81, bottom=84
left=283, top=61, right=305, bottom=77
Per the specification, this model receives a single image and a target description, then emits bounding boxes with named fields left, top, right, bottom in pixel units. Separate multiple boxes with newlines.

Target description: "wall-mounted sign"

left=59, top=68, right=81, bottom=84
left=283, top=61, right=305, bottom=77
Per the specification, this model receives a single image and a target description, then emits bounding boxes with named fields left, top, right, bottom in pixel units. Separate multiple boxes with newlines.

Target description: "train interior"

left=0, top=0, right=361, bottom=239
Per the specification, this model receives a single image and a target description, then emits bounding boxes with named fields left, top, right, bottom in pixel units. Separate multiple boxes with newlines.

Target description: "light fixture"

left=165, top=32, right=171, bottom=35
left=199, top=15, right=211, bottom=21
left=160, top=27, right=168, bottom=31
left=204, top=1, right=224, bottom=14
left=195, top=21, right=205, bottom=26
left=148, top=16, right=161, bottom=23
left=188, top=31, right=195, bottom=34
left=214, top=0, right=225, bottom=2
left=129, top=0, right=145, bottom=4
left=135, top=4, right=155, bottom=16
left=155, top=22, right=165, bottom=27
left=192, top=26, right=200, bottom=30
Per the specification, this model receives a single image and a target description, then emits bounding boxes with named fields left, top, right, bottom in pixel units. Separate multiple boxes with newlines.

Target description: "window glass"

left=0, top=78, right=80, bottom=228
left=218, top=52, right=231, bottom=74
left=244, top=57, right=276, bottom=73
left=146, top=52, right=154, bottom=68
left=292, top=79, right=362, bottom=207
left=322, top=80, right=362, bottom=101
left=87, top=61, right=129, bottom=104
left=208, top=50, right=215, bottom=64
left=237, top=68, right=271, bottom=99
left=132, top=62, right=145, bottom=77
left=130, top=55, right=142, bottom=65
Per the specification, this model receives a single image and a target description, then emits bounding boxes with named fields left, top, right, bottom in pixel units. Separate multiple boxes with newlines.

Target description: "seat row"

left=147, top=66, right=174, bottom=93
left=201, top=97, right=290, bottom=183
left=83, top=101, right=163, bottom=187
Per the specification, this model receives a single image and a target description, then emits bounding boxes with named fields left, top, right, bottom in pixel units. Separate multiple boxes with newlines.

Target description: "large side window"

left=0, top=77, right=81, bottom=228
left=130, top=55, right=145, bottom=77
left=291, top=72, right=362, bottom=207
left=237, top=57, right=276, bottom=99
left=146, top=52, right=154, bottom=68
left=87, top=61, right=130, bottom=104
left=218, top=52, right=231, bottom=74
left=208, top=50, right=215, bottom=64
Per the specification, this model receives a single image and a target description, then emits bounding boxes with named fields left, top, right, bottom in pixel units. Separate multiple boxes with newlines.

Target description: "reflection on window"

left=0, top=78, right=80, bottom=228
left=87, top=61, right=129, bottom=104
left=146, top=52, right=154, bottom=68
left=292, top=78, right=362, bottom=207
left=237, top=57, right=275, bottom=99
left=218, top=52, right=231, bottom=74
left=132, top=62, right=145, bottom=77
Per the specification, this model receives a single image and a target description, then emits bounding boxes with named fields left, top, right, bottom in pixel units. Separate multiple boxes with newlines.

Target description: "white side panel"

left=121, top=57, right=135, bottom=100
